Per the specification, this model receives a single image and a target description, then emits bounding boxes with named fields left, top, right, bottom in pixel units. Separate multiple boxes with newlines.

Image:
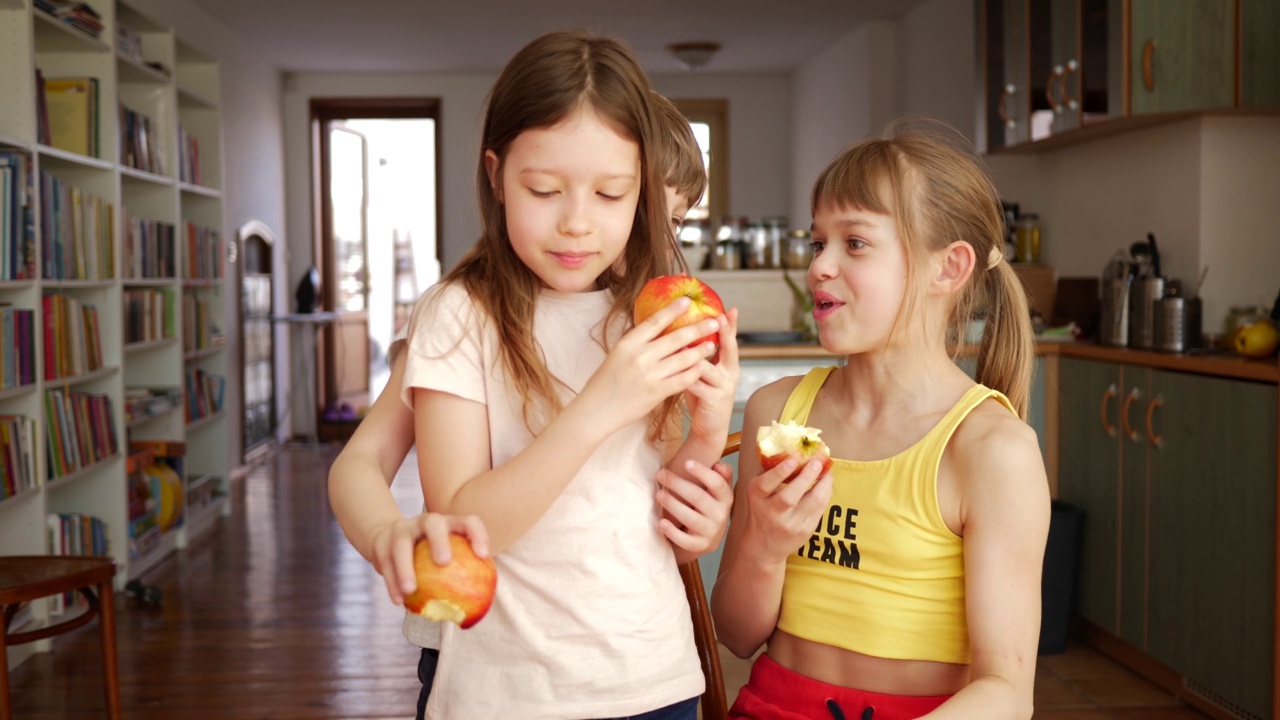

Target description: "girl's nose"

left=808, top=249, right=835, bottom=282
left=559, top=196, right=591, bottom=237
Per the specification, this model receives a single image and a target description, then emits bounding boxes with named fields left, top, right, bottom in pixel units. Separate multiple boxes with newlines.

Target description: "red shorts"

left=728, top=653, right=951, bottom=720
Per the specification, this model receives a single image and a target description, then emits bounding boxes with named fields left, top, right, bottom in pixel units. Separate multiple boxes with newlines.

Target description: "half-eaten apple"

left=403, top=533, right=497, bottom=629
left=757, top=420, right=833, bottom=481
left=634, top=274, right=725, bottom=356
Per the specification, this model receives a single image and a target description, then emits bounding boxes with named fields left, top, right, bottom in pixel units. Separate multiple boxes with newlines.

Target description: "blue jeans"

left=598, top=697, right=699, bottom=720
left=414, top=648, right=439, bottom=720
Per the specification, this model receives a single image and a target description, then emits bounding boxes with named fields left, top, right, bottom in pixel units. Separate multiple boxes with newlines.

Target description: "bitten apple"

left=403, top=533, right=497, bottom=629
left=633, top=275, right=725, bottom=354
left=757, top=420, right=833, bottom=481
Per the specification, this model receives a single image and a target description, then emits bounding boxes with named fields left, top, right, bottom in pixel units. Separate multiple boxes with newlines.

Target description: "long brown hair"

left=810, top=120, right=1034, bottom=417
left=438, top=30, right=678, bottom=432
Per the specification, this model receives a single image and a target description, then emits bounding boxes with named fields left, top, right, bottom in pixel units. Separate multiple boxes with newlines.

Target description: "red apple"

left=403, top=533, right=497, bottom=629
left=757, top=420, right=833, bottom=481
left=634, top=275, right=726, bottom=354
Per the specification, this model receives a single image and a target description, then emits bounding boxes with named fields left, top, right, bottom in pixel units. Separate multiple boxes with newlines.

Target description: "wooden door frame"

left=308, top=97, right=442, bottom=421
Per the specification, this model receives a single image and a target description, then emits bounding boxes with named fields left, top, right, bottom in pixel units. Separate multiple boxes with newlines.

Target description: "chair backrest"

left=679, top=430, right=741, bottom=720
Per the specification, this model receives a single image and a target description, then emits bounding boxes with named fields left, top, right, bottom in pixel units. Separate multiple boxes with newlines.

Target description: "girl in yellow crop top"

left=712, top=121, right=1050, bottom=720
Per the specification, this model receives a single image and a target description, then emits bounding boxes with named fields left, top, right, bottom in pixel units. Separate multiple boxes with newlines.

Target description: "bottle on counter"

left=1014, top=213, right=1041, bottom=264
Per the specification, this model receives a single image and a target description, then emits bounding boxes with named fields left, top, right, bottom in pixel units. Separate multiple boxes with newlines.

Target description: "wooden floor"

left=9, top=446, right=1210, bottom=719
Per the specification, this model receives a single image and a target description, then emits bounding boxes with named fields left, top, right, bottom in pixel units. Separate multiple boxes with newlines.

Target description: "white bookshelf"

left=0, top=0, right=231, bottom=673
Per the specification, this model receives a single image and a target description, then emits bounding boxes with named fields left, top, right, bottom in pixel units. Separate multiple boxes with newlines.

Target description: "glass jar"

left=1014, top=213, right=1041, bottom=264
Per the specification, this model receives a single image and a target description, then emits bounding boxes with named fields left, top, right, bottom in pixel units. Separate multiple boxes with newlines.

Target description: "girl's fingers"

left=457, top=514, right=490, bottom=558
left=656, top=488, right=707, bottom=533
left=752, top=459, right=798, bottom=498
left=422, top=513, right=454, bottom=565
left=658, top=517, right=702, bottom=551
left=775, top=460, right=828, bottom=507
left=391, top=530, right=419, bottom=596
left=716, top=309, right=741, bottom=369
left=633, top=297, right=693, bottom=341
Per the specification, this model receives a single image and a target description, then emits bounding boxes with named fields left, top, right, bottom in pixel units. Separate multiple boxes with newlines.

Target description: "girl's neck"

left=835, top=339, right=972, bottom=417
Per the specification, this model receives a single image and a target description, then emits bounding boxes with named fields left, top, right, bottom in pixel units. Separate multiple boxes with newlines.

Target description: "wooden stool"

left=0, top=556, right=120, bottom=720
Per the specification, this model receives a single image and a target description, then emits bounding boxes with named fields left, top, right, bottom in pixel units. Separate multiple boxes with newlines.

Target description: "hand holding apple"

left=757, top=420, right=833, bottom=481
left=634, top=275, right=726, bottom=357
left=403, top=533, right=498, bottom=629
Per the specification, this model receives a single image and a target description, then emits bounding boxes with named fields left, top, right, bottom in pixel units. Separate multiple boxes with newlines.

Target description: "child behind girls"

left=401, top=30, right=739, bottom=719
left=327, top=76, right=721, bottom=719
left=712, top=122, right=1050, bottom=720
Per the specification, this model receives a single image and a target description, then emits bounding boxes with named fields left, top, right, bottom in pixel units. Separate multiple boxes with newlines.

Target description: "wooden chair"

left=0, top=556, right=120, bottom=720
left=679, top=430, right=741, bottom=720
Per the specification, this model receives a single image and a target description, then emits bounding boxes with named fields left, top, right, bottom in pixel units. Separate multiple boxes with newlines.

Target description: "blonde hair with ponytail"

left=810, top=119, right=1035, bottom=417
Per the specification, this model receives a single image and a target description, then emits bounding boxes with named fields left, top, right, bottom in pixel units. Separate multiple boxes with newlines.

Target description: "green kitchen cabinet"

left=978, top=0, right=1033, bottom=151
left=1056, top=357, right=1123, bottom=634
left=1242, top=0, right=1280, bottom=107
left=1142, top=370, right=1276, bottom=720
left=1129, top=0, right=1235, bottom=114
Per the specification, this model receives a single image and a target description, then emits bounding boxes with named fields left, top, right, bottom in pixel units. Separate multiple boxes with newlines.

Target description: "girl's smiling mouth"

left=812, top=290, right=843, bottom=319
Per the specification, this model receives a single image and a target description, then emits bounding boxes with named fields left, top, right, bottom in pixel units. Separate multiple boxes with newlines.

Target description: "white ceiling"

left=184, top=0, right=933, bottom=74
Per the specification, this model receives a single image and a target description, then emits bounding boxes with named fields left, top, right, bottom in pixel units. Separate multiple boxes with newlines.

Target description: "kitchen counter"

left=739, top=341, right=1279, bottom=383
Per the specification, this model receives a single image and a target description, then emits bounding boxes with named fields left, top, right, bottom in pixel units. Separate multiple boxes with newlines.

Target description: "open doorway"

left=311, top=98, right=440, bottom=438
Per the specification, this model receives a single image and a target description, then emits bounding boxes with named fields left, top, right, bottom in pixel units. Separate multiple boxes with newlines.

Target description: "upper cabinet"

left=1241, top=0, right=1280, bottom=107
left=979, top=0, right=1247, bottom=153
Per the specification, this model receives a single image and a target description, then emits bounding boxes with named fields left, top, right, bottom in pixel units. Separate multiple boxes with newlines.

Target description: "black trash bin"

left=1039, top=500, right=1084, bottom=655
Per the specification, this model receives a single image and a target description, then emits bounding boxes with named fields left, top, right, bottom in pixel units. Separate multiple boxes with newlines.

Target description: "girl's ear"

left=484, top=149, right=502, bottom=202
left=930, top=240, right=976, bottom=296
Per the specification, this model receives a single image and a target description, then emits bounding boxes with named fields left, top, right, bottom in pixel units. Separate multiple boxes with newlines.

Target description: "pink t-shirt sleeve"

left=400, top=283, right=488, bottom=409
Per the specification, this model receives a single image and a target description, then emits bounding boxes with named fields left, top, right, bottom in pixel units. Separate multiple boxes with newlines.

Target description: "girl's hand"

left=685, top=308, right=740, bottom=445
left=369, top=512, right=490, bottom=606
left=579, top=297, right=719, bottom=431
left=657, top=460, right=734, bottom=557
left=742, top=458, right=833, bottom=562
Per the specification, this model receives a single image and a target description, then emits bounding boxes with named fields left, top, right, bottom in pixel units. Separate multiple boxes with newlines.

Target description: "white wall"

left=896, top=0, right=978, bottom=140
left=123, top=0, right=288, bottom=458
left=651, top=72, right=792, bottom=221
left=790, top=20, right=896, bottom=225
left=1199, top=115, right=1280, bottom=328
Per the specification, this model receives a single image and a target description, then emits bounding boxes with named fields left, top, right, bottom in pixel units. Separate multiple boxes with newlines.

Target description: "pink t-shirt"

left=402, top=282, right=703, bottom=719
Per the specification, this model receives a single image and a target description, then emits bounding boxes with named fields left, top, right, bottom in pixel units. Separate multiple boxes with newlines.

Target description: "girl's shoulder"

left=744, top=372, right=809, bottom=419
left=947, top=392, right=1045, bottom=501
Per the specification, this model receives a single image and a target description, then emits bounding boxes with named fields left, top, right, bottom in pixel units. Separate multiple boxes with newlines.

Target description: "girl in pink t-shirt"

left=398, top=30, right=739, bottom=719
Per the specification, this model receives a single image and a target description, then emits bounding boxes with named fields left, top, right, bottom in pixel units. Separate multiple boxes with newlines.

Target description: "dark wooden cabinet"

left=1059, top=357, right=1277, bottom=720
left=1242, top=0, right=1280, bottom=107
left=979, top=0, right=1241, bottom=152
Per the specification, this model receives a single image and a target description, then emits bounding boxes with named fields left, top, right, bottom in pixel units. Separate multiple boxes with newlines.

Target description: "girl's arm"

left=659, top=309, right=740, bottom=564
left=328, top=351, right=488, bottom=605
left=710, top=381, right=833, bottom=658
left=921, top=406, right=1050, bottom=720
left=414, top=299, right=719, bottom=554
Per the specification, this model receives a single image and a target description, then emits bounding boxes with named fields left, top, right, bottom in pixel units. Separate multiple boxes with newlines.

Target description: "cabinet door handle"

left=1142, top=40, right=1155, bottom=91
left=998, top=83, right=1016, bottom=128
left=1046, top=65, right=1064, bottom=112
left=1061, top=59, right=1079, bottom=111
left=1100, top=383, right=1118, bottom=437
left=1121, top=387, right=1142, bottom=443
left=1146, top=395, right=1164, bottom=448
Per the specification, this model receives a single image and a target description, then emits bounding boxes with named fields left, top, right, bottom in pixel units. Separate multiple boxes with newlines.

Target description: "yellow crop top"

left=775, top=366, right=1017, bottom=665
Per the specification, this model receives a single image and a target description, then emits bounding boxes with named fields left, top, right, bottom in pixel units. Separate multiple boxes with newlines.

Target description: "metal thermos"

left=1128, top=277, right=1165, bottom=349
left=1099, top=277, right=1131, bottom=347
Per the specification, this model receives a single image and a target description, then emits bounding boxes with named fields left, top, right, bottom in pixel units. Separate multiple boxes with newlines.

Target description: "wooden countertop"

left=739, top=341, right=1279, bottom=383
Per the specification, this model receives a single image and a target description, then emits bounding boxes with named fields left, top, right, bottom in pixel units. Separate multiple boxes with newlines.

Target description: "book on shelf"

left=44, top=388, right=116, bottom=479
left=41, top=294, right=102, bottom=381
left=0, top=150, right=37, bottom=280
left=40, top=170, right=115, bottom=280
left=184, top=367, right=225, bottom=423
left=0, top=415, right=37, bottom=501
left=46, top=511, right=109, bottom=614
left=41, top=77, right=100, bottom=158
left=124, top=287, right=175, bottom=344
left=0, top=303, right=36, bottom=389
left=184, top=222, right=221, bottom=280
left=122, top=212, right=176, bottom=279
left=120, top=105, right=165, bottom=175
left=178, top=126, right=202, bottom=185
left=35, top=1, right=104, bottom=38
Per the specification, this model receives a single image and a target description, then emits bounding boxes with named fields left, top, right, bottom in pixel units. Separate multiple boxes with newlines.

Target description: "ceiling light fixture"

left=668, top=41, right=721, bottom=71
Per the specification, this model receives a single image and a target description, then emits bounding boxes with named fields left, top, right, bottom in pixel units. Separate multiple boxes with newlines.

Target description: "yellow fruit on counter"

left=1234, top=319, right=1278, bottom=359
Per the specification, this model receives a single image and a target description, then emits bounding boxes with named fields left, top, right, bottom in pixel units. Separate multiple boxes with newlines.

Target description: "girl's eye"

left=598, top=192, right=624, bottom=201
left=810, top=239, right=826, bottom=254
left=530, top=189, right=557, bottom=198
left=847, top=238, right=867, bottom=251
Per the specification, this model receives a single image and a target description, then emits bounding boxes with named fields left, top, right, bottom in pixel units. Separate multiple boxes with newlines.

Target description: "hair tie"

left=986, top=245, right=1003, bottom=270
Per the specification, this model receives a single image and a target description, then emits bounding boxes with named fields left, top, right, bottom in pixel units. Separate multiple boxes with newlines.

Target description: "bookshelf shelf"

left=177, top=85, right=216, bottom=109
left=0, top=131, right=30, bottom=150
left=126, top=526, right=177, bottom=581
left=3, top=0, right=232, bottom=668
left=184, top=409, right=223, bottom=433
left=184, top=343, right=226, bottom=362
left=122, top=276, right=178, bottom=287
left=45, top=453, right=121, bottom=494
left=182, top=278, right=220, bottom=288
left=179, top=181, right=220, bottom=198
left=33, top=9, right=110, bottom=53
left=47, top=364, right=118, bottom=387
left=120, top=164, right=173, bottom=185
left=115, top=52, right=169, bottom=84
left=0, top=483, right=42, bottom=512
left=36, top=144, right=113, bottom=171
left=124, top=336, right=177, bottom=354
left=0, top=383, right=38, bottom=401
